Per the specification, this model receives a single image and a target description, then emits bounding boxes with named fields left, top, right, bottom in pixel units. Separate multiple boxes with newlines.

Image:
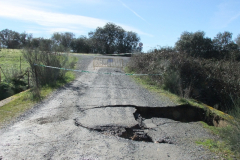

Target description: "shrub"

left=23, top=48, right=73, bottom=87
left=128, top=49, right=240, bottom=111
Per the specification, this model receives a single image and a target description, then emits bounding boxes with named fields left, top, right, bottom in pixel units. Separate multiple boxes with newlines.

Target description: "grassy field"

left=0, top=49, right=29, bottom=81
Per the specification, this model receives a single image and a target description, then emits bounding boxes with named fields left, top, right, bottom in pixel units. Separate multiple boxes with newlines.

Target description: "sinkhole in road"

left=75, top=104, right=220, bottom=143
left=134, top=105, right=206, bottom=123
left=94, top=125, right=154, bottom=143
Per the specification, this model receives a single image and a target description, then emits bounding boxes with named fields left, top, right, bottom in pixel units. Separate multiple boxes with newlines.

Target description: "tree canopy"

left=0, top=23, right=141, bottom=54
left=175, top=31, right=213, bottom=58
left=0, top=29, right=32, bottom=49
left=88, top=23, right=140, bottom=54
left=235, top=34, right=240, bottom=48
left=175, top=31, right=239, bottom=59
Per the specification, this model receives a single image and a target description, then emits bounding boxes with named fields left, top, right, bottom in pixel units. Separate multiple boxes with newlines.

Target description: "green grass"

left=0, top=70, right=76, bottom=128
left=0, top=49, right=29, bottom=81
left=200, top=121, right=222, bottom=135
left=196, top=139, right=235, bottom=160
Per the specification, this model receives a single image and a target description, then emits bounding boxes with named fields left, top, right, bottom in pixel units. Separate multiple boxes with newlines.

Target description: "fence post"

left=28, top=69, right=30, bottom=88
left=0, top=66, right=8, bottom=83
left=34, top=65, right=38, bottom=88
left=20, top=56, right=21, bottom=72
left=0, top=67, right=1, bottom=84
left=121, top=59, right=123, bottom=70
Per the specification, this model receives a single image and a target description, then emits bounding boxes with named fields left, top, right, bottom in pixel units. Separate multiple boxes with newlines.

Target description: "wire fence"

left=34, top=63, right=162, bottom=76
left=0, top=66, right=31, bottom=86
left=0, top=56, right=28, bottom=72
left=0, top=56, right=29, bottom=83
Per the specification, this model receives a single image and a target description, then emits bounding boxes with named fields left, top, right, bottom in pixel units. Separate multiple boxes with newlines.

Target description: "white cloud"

left=0, top=2, right=107, bottom=29
left=0, top=1, right=152, bottom=37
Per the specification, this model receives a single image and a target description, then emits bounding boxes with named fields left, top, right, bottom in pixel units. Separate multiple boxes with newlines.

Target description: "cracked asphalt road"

left=0, top=55, right=217, bottom=160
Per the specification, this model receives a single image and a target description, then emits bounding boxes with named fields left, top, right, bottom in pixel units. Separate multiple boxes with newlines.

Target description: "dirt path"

left=0, top=55, right=217, bottom=160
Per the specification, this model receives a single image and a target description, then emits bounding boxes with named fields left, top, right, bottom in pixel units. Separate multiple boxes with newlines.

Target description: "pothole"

left=74, top=120, right=153, bottom=143
left=35, top=116, right=67, bottom=125
left=74, top=104, right=222, bottom=143
left=119, top=125, right=153, bottom=142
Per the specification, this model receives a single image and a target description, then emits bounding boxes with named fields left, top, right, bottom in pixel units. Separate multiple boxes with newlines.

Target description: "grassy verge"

left=196, top=139, right=235, bottom=160
left=196, top=122, right=237, bottom=159
left=0, top=70, right=76, bottom=128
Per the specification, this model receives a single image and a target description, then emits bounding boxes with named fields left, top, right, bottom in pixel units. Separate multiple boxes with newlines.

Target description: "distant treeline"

left=155, top=31, right=240, bottom=60
left=0, top=22, right=140, bottom=54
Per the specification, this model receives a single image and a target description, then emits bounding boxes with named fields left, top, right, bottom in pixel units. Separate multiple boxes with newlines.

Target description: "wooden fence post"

left=28, top=69, right=30, bottom=88
left=20, top=56, right=21, bottom=73
left=34, top=65, right=38, bottom=88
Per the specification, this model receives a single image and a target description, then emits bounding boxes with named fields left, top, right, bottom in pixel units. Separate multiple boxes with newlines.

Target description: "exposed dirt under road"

left=0, top=55, right=218, bottom=159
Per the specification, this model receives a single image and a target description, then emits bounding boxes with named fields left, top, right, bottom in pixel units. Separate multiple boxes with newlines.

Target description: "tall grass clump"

left=22, top=46, right=76, bottom=98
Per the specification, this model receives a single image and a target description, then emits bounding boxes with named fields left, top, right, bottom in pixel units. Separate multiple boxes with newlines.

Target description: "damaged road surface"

left=0, top=55, right=217, bottom=160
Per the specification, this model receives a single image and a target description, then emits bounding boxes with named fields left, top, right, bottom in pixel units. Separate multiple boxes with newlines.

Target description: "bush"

left=23, top=48, right=74, bottom=87
left=128, top=49, right=240, bottom=111
left=162, top=70, right=181, bottom=95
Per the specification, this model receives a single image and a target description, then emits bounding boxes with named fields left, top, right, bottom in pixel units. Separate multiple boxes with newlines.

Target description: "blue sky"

left=0, top=0, right=240, bottom=52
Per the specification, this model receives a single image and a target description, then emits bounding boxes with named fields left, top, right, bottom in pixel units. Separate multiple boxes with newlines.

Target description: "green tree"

left=175, top=31, right=213, bottom=58
left=0, top=29, right=21, bottom=49
left=71, top=36, right=91, bottom=53
left=39, top=38, right=53, bottom=51
left=118, top=31, right=140, bottom=53
left=89, top=22, right=140, bottom=54
left=51, top=32, right=75, bottom=52
left=213, top=31, right=239, bottom=58
left=29, top=38, right=41, bottom=48
left=19, top=32, right=32, bottom=48
left=235, top=34, right=240, bottom=48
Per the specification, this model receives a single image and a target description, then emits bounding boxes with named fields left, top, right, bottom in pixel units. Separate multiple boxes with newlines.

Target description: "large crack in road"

left=74, top=104, right=216, bottom=144
left=0, top=55, right=218, bottom=160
